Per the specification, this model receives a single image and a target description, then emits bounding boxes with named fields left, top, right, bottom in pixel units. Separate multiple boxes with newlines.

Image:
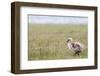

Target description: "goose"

left=66, top=38, right=84, bottom=56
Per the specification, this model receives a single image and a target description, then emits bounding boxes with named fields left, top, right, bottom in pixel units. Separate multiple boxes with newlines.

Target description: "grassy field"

left=28, top=24, right=88, bottom=60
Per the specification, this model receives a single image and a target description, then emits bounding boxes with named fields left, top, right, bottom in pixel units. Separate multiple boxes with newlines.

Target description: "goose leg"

left=74, top=52, right=78, bottom=56
left=77, top=51, right=81, bottom=56
left=77, top=52, right=80, bottom=56
left=74, top=51, right=81, bottom=56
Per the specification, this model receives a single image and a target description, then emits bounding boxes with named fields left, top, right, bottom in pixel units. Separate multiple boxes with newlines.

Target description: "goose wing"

left=74, top=42, right=84, bottom=51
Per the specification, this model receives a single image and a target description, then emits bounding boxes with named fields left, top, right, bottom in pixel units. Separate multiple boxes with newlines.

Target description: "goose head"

left=66, top=38, right=73, bottom=43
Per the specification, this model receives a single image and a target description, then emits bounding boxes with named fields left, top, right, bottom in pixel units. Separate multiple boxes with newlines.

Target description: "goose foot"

left=74, top=51, right=81, bottom=56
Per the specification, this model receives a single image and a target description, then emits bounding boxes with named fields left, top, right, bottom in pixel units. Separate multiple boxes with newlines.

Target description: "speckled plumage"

left=67, top=38, right=84, bottom=56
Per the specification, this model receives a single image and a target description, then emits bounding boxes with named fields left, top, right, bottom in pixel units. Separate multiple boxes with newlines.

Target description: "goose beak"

left=66, top=39, right=69, bottom=43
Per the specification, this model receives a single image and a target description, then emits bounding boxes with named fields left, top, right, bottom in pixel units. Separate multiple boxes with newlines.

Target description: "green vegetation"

left=28, top=24, right=88, bottom=60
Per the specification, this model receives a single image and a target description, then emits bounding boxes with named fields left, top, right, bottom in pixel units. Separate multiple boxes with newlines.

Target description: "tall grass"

left=28, top=24, right=88, bottom=60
